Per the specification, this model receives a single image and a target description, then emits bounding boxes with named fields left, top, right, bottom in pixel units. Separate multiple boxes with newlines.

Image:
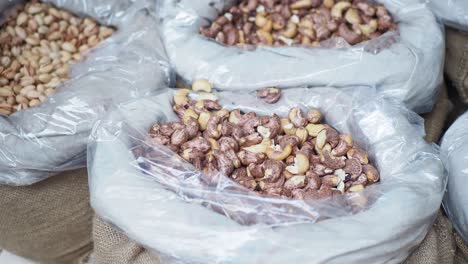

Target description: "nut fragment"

left=192, top=79, right=212, bottom=92
left=256, top=88, right=281, bottom=104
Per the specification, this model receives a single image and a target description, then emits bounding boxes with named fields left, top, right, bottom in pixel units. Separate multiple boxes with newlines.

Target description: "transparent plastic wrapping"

left=158, top=0, right=444, bottom=113
left=89, top=87, right=446, bottom=264
left=441, top=111, right=468, bottom=244
left=422, top=0, right=468, bottom=31
left=0, top=0, right=173, bottom=185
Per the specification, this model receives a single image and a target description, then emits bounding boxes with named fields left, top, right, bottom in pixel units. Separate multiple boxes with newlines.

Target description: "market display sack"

left=0, top=168, right=93, bottom=264
left=441, top=111, right=468, bottom=245
left=0, top=0, right=172, bottom=185
left=421, top=0, right=468, bottom=31
left=89, top=87, right=446, bottom=263
left=445, top=28, right=468, bottom=105
left=158, top=0, right=444, bottom=113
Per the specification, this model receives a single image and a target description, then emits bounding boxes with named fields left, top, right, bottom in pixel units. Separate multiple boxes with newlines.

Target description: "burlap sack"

left=455, top=233, right=468, bottom=264
left=93, top=216, right=159, bottom=264
left=423, top=83, right=452, bottom=143
left=445, top=28, right=468, bottom=105
left=0, top=169, right=92, bottom=264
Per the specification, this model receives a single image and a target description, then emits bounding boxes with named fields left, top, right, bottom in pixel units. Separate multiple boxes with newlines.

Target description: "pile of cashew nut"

left=142, top=80, right=380, bottom=200
left=199, top=0, right=397, bottom=46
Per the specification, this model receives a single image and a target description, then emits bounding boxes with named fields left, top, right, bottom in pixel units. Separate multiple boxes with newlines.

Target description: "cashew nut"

left=242, top=138, right=272, bottom=153
left=266, top=144, right=292, bottom=161
left=174, top=89, right=190, bottom=106
left=192, top=79, right=212, bottom=92
left=281, top=21, right=298, bottom=38
left=331, top=2, right=351, bottom=18
left=286, top=153, right=310, bottom=175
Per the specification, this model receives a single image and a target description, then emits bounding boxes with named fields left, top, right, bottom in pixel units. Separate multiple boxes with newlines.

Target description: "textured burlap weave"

left=0, top=169, right=93, bottom=264
left=423, top=83, right=452, bottom=143
left=92, top=216, right=159, bottom=264
left=445, top=28, right=468, bottom=105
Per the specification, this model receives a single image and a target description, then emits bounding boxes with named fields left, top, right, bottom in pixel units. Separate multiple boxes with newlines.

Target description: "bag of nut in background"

left=0, top=0, right=172, bottom=185
left=421, top=0, right=468, bottom=31
left=157, top=0, right=444, bottom=113
left=441, top=111, right=468, bottom=245
left=88, top=86, right=446, bottom=263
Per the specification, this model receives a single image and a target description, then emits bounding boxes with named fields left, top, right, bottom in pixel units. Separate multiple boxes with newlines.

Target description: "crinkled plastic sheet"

left=0, top=0, right=173, bottom=185
left=89, top=87, right=446, bottom=264
left=441, top=111, right=468, bottom=244
left=158, top=0, right=444, bottom=113
left=422, top=0, right=468, bottom=31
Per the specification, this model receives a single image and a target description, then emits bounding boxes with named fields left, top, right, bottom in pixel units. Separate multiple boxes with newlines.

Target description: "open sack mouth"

left=198, top=0, right=398, bottom=48
left=119, top=83, right=433, bottom=227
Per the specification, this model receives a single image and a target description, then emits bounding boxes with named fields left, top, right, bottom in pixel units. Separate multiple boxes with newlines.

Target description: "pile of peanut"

left=0, top=0, right=114, bottom=115
left=199, top=0, right=397, bottom=47
left=143, top=80, right=380, bottom=200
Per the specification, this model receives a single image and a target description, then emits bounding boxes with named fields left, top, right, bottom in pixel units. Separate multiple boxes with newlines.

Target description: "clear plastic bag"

left=422, top=0, right=468, bottom=31
left=0, top=0, right=173, bottom=185
left=158, top=0, right=445, bottom=113
left=89, top=87, right=446, bottom=264
left=441, top=111, right=468, bottom=244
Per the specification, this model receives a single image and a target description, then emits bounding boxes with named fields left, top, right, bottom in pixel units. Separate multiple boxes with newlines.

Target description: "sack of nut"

left=441, top=111, right=468, bottom=245
left=422, top=0, right=468, bottom=31
left=157, top=0, right=444, bottom=113
left=0, top=0, right=172, bottom=185
left=89, top=83, right=447, bottom=263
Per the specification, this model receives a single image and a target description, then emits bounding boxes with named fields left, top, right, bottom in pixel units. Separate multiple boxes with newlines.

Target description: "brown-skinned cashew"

left=278, top=135, right=300, bottom=149
left=247, top=163, right=264, bottom=178
left=362, top=164, right=380, bottom=183
left=331, top=134, right=353, bottom=156
left=320, top=150, right=346, bottom=169
left=263, top=159, right=284, bottom=182
left=149, top=134, right=170, bottom=146
left=238, top=150, right=266, bottom=165
left=343, top=158, right=362, bottom=177
left=181, top=137, right=211, bottom=152
left=240, top=133, right=263, bottom=147
left=203, top=116, right=222, bottom=139
left=215, top=152, right=235, bottom=176
left=257, top=88, right=281, bottom=104
left=347, top=147, right=369, bottom=164
left=219, top=137, right=240, bottom=152
left=338, top=23, right=362, bottom=45
left=284, top=175, right=307, bottom=191
left=307, top=109, right=322, bottom=124
left=221, top=121, right=243, bottom=140
left=243, top=116, right=262, bottom=135
left=171, top=129, right=189, bottom=145
left=306, top=171, right=321, bottom=190
left=271, top=13, right=286, bottom=30
left=266, top=144, right=292, bottom=161
left=288, top=107, right=308, bottom=128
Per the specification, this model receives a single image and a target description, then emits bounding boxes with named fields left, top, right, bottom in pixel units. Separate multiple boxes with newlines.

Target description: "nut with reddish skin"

left=262, top=114, right=281, bottom=138
left=343, top=158, right=362, bottom=177
left=362, top=164, right=379, bottom=183
left=305, top=171, right=321, bottom=190
left=219, top=137, right=240, bottom=152
left=181, top=137, right=210, bottom=152
left=171, top=129, right=189, bottom=145
left=203, top=116, right=222, bottom=139
left=320, top=150, right=346, bottom=169
left=278, top=135, right=300, bottom=149
left=148, top=123, right=161, bottom=138
left=324, top=125, right=340, bottom=148
left=288, top=107, right=308, bottom=128
left=271, top=13, right=286, bottom=30
left=184, top=117, right=200, bottom=139
left=284, top=175, right=307, bottom=190
left=307, top=109, right=322, bottom=124
left=215, top=152, right=235, bottom=176
left=195, top=100, right=221, bottom=113
left=238, top=150, right=266, bottom=166
left=347, top=147, right=369, bottom=164
left=257, top=87, right=282, bottom=104
left=332, top=134, right=353, bottom=156
left=266, top=144, right=293, bottom=161
left=160, top=124, right=175, bottom=137
left=232, top=167, right=257, bottom=190
left=149, top=134, right=170, bottom=146
left=240, top=133, right=263, bottom=147
left=263, top=159, right=283, bottom=182
left=338, top=23, right=362, bottom=45
left=221, top=121, right=243, bottom=140
left=247, top=163, right=264, bottom=178
left=243, top=116, right=262, bottom=135
left=225, top=147, right=242, bottom=168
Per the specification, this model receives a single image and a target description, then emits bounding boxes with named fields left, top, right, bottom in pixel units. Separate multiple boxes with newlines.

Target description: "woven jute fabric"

left=455, top=233, right=468, bottom=264
left=92, top=216, right=160, bottom=264
left=0, top=169, right=93, bottom=264
left=422, top=83, right=452, bottom=143
left=445, top=27, right=468, bottom=105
